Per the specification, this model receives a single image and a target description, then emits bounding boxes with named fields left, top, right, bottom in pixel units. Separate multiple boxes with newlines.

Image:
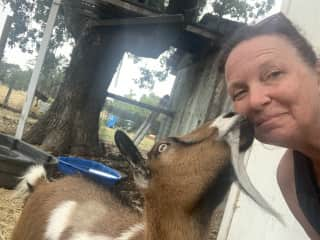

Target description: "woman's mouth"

left=255, top=113, right=288, bottom=129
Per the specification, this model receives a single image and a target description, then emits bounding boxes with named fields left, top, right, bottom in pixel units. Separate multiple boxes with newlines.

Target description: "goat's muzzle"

left=212, top=112, right=254, bottom=151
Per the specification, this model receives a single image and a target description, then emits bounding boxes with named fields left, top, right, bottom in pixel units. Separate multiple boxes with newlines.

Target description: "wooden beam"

left=185, top=25, right=218, bottom=41
left=97, top=0, right=159, bottom=16
left=107, top=92, right=174, bottom=117
left=89, top=14, right=184, bottom=28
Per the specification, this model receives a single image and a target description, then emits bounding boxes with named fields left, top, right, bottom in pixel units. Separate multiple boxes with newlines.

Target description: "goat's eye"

left=158, top=143, right=168, bottom=153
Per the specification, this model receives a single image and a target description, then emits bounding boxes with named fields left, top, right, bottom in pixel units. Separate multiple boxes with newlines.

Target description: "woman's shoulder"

left=277, top=149, right=320, bottom=239
left=277, top=149, right=294, bottom=189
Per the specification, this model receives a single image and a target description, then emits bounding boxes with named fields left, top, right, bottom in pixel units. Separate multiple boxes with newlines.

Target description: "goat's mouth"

left=212, top=112, right=254, bottom=152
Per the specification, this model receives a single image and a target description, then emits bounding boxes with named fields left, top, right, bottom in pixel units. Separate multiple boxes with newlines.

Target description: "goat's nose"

left=210, top=112, right=242, bottom=139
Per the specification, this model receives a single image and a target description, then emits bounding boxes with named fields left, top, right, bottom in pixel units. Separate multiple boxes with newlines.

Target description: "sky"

left=0, top=0, right=283, bottom=100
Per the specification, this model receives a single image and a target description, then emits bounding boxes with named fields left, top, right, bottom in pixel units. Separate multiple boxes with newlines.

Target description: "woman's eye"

left=158, top=143, right=169, bottom=153
left=266, top=70, right=283, bottom=80
left=232, top=89, right=247, bottom=101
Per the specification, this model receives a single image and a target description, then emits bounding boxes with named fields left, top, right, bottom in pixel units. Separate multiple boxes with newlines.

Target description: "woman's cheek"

left=233, top=101, right=248, bottom=116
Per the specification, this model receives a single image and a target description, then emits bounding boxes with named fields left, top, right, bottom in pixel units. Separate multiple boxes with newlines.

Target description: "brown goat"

left=12, top=113, right=254, bottom=240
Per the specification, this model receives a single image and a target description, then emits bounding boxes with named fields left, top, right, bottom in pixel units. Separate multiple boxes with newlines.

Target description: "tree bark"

left=25, top=28, right=125, bottom=156
left=3, top=79, right=15, bottom=106
left=3, top=86, right=13, bottom=106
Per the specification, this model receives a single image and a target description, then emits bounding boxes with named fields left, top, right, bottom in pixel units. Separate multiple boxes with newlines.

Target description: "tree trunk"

left=25, top=28, right=125, bottom=156
left=3, top=79, right=15, bottom=107
left=3, top=87, right=12, bottom=106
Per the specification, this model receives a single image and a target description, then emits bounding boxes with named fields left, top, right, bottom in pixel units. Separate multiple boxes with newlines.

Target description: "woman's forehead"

left=225, top=35, right=297, bottom=78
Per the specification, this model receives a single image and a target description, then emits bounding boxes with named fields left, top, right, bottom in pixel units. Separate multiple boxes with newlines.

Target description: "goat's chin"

left=239, top=120, right=254, bottom=152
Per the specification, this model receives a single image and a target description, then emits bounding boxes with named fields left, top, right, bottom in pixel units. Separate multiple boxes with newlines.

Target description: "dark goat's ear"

left=115, top=130, right=144, bottom=166
left=114, top=130, right=150, bottom=184
left=239, top=119, right=255, bottom=152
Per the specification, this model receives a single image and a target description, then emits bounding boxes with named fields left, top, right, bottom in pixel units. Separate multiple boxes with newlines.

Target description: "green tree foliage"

left=0, top=62, right=32, bottom=90
left=212, top=0, right=275, bottom=22
left=0, top=58, right=65, bottom=98
left=140, top=92, right=161, bottom=105
left=132, top=47, right=176, bottom=90
left=3, top=0, right=68, bottom=52
left=2, top=0, right=69, bottom=97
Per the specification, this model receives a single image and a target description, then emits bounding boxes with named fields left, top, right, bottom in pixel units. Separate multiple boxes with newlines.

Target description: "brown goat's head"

left=115, top=113, right=253, bottom=209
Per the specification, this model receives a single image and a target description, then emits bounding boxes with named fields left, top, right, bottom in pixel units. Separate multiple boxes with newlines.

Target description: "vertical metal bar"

left=15, top=0, right=61, bottom=139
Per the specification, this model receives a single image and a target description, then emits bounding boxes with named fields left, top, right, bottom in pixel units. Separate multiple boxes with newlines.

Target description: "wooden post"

left=133, top=95, right=170, bottom=146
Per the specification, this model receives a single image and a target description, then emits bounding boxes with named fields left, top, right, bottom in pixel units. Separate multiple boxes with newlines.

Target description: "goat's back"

left=12, top=176, right=142, bottom=240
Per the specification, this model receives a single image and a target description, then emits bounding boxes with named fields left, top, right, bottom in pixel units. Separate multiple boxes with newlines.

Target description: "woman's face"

left=225, top=35, right=320, bottom=147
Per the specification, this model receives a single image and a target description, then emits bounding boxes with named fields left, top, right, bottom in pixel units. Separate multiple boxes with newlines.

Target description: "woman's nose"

left=248, top=86, right=271, bottom=111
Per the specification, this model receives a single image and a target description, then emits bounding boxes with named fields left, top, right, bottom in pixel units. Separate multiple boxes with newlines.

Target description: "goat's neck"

left=143, top=199, right=203, bottom=240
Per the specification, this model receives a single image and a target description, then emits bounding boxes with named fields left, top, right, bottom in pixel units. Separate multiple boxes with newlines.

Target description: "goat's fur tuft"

left=13, top=165, right=47, bottom=201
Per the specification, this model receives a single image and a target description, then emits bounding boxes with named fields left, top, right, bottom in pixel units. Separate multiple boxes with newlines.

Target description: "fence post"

left=133, top=95, right=169, bottom=146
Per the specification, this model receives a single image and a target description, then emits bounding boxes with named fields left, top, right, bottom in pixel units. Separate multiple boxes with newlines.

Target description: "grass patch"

left=0, top=84, right=38, bottom=112
left=99, top=124, right=155, bottom=152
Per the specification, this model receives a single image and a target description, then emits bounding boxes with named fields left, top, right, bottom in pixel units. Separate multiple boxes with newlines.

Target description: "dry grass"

left=0, top=189, right=23, bottom=240
left=99, top=125, right=155, bottom=152
left=0, top=85, right=26, bottom=110
left=0, top=85, right=39, bottom=111
left=0, top=107, right=36, bottom=136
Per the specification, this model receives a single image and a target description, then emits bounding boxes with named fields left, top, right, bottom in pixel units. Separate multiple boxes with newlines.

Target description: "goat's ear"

left=239, top=119, right=255, bottom=152
left=114, top=130, right=151, bottom=188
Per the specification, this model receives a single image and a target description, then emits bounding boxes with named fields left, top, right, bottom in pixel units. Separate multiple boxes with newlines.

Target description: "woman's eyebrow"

left=227, top=81, right=247, bottom=91
left=259, top=61, right=278, bottom=70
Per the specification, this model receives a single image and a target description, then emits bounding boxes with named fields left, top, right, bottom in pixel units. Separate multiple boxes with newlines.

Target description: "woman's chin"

left=255, top=131, right=291, bottom=147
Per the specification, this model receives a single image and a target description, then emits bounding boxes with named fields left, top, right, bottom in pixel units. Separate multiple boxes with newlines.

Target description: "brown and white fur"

left=12, top=113, right=254, bottom=240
